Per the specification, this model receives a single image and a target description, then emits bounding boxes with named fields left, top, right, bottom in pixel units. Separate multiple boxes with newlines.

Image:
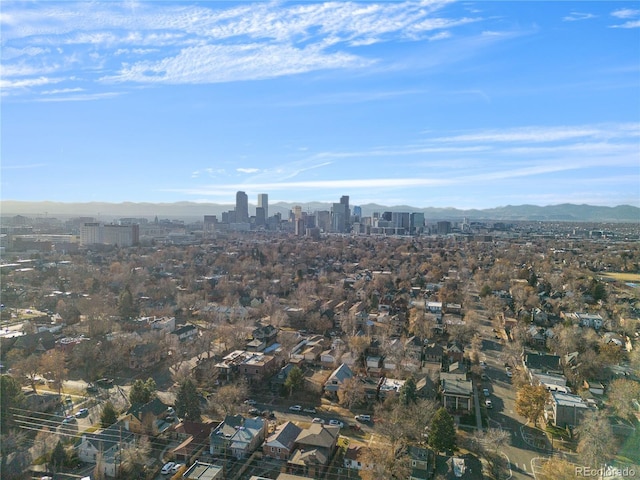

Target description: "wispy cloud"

left=431, top=123, right=640, bottom=144
left=610, top=20, right=640, bottom=29
left=1, top=0, right=488, bottom=98
left=610, top=7, right=640, bottom=28
left=611, top=9, right=640, bottom=19
left=563, top=12, right=596, bottom=22
left=1, top=163, right=47, bottom=170
left=237, top=168, right=260, bottom=174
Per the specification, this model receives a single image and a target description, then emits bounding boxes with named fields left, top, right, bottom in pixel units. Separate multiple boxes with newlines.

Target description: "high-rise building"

left=255, top=207, right=266, bottom=227
left=80, top=223, right=138, bottom=246
left=331, top=202, right=348, bottom=233
left=410, top=212, right=425, bottom=234
left=204, top=215, right=217, bottom=237
left=257, top=193, right=268, bottom=220
left=236, top=191, right=249, bottom=223
left=437, top=221, right=452, bottom=235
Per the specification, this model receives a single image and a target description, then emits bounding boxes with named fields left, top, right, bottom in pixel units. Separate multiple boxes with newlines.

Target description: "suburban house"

left=215, top=350, right=277, bottom=384
left=522, top=352, right=562, bottom=378
left=210, top=415, right=267, bottom=459
left=252, top=324, right=278, bottom=344
left=171, top=420, right=219, bottom=464
left=172, top=324, right=198, bottom=342
left=546, top=391, right=590, bottom=428
left=128, top=343, right=161, bottom=370
left=123, top=397, right=171, bottom=435
left=440, top=372, right=473, bottom=414
left=77, top=421, right=135, bottom=478
left=263, top=421, right=302, bottom=460
left=149, top=316, right=176, bottom=332
left=343, top=445, right=372, bottom=471
left=288, top=424, right=340, bottom=478
left=324, top=363, right=353, bottom=396
left=408, top=445, right=435, bottom=480
left=182, top=461, right=224, bottom=480
left=423, top=343, right=444, bottom=365
left=12, top=331, right=55, bottom=356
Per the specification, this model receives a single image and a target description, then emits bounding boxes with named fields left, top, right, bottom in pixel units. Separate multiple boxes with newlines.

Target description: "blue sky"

left=1, top=0, right=639, bottom=209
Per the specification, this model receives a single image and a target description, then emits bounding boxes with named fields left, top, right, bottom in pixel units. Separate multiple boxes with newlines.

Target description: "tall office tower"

left=331, top=202, right=348, bottom=233
left=437, top=221, right=452, bottom=235
left=236, top=191, right=249, bottom=223
left=257, top=193, right=268, bottom=220
left=293, top=205, right=302, bottom=220
left=410, top=212, right=425, bottom=234
left=316, top=210, right=331, bottom=232
left=392, top=212, right=410, bottom=230
left=255, top=207, right=265, bottom=226
left=352, top=205, right=362, bottom=219
left=204, top=215, right=217, bottom=237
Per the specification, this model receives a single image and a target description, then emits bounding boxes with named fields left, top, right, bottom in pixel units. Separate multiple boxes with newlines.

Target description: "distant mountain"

left=1, top=200, right=638, bottom=223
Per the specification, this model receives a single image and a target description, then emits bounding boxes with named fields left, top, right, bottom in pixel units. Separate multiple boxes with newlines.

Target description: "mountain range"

left=1, top=201, right=638, bottom=223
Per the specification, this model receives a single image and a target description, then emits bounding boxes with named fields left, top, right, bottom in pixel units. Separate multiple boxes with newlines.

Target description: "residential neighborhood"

left=1, top=211, right=639, bottom=480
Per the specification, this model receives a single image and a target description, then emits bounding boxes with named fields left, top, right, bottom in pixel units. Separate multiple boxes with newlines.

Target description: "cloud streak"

left=1, top=0, right=485, bottom=97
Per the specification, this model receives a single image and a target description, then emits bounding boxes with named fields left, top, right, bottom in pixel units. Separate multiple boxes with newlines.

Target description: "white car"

left=244, top=399, right=257, bottom=405
left=312, top=417, right=325, bottom=424
left=161, top=462, right=175, bottom=474
left=289, top=405, right=302, bottom=412
left=506, top=370, right=513, bottom=378
left=171, top=463, right=184, bottom=474
left=480, top=361, right=487, bottom=368
left=328, top=419, right=344, bottom=428
left=485, top=399, right=493, bottom=409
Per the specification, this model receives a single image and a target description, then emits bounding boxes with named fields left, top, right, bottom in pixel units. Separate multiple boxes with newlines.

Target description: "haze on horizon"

left=1, top=1, right=639, bottom=209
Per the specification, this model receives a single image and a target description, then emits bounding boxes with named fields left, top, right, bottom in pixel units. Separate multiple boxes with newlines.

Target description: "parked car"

left=480, top=361, right=487, bottom=368
left=289, top=405, right=302, bottom=412
left=506, top=370, right=513, bottom=378
left=312, top=417, right=325, bottom=424
left=303, top=407, right=317, bottom=414
left=171, top=463, right=184, bottom=474
left=62, top=416, right=76, bottom=424
left=482, top=388, right=490, bottom=397
left=244, top=399, right=257, bottom=405
left=248, top=408, right=260, bottom=415
left=485, top=399, right=493, bottom=409
left=161, top=462, right=175, bottom=474
left=328, top=419, right=344, bottom=428
left=75, top=408, right=89, bottom=418
left=355, top=414, right=371, bottom=422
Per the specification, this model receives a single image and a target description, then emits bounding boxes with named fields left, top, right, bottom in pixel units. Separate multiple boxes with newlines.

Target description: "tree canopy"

left=428, top=407, right=456, bottom=453
left=100, top=401, right=118, bottom=428
left=129, top=378, right=156, bottom=405
left=175, top=378, right=201, bottom=421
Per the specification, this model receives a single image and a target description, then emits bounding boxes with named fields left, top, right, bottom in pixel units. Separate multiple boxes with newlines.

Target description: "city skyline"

left=1, top=1, right=639, bottom=209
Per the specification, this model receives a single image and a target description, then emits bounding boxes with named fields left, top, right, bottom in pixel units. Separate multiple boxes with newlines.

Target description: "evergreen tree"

left=175, top=379, right=201, bottom=421
left=118, top=285, right=138, bottom=320
left=0, top=375, right=24, bottom=430
left=100, top=401, right=118, bottom=428
left=399, top=376, right=417, bottom=406
left=428, top=407, right=456, bottom=453
left=50, top=441, right=66, bottom=472
left=129, top=378, right=156, bottom=405
left=284, top=366, right=304, bottom=397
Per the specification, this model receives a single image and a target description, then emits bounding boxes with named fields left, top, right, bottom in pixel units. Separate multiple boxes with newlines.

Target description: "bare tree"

left=577, top=409, right=615, bottom=468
